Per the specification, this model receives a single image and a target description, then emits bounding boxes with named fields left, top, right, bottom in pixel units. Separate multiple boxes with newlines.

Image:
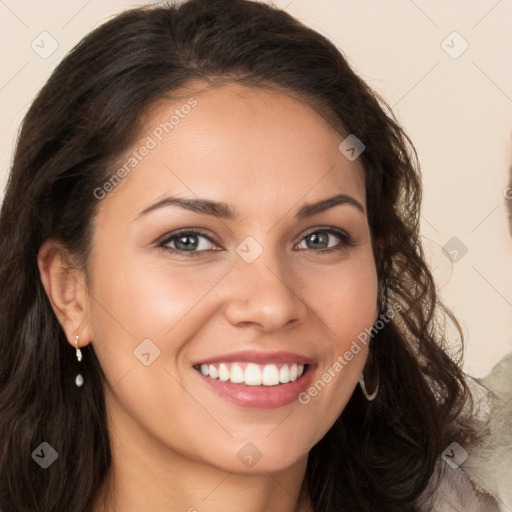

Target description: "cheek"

left=86, top=247, right=229, bottom=383
left=295, top=254, right=378, bottom=425
left=89, top=251, right=220, bottom=335
left=85, top=253, right=232, bottom=455
left=306, top=253, right=379, bottom=348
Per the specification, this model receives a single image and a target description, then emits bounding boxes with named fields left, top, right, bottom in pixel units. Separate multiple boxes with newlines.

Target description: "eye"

left=295, top=227, right=353, bottom=253
left=159, top=229, right=219, bottom=257
left=158, top=226, right=353, bottom=258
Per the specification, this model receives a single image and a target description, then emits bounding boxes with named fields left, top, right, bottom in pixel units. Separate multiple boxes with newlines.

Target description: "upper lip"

left=192, top=350, right=315, bottom=366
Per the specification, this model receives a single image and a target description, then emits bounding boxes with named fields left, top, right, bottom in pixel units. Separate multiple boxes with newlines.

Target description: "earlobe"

left=37, top=239, right=91, bottom=347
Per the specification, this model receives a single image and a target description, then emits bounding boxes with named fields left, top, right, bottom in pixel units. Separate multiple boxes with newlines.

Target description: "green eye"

left=159, top=226, right=353, bottom=257
left=295, top=227, right=353, bottom=254
left=160, top=229, right=217, bottom=257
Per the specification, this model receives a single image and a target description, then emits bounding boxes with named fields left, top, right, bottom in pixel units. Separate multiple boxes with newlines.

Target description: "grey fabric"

left=417, top=352, right=512, bottom=511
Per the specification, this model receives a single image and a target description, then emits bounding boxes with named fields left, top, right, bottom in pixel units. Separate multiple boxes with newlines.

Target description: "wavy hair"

left=0, top=1, right=478, bottom=510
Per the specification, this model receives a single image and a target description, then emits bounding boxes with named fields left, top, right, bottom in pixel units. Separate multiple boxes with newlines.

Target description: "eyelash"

left=158, top=227, right=354, bottom=258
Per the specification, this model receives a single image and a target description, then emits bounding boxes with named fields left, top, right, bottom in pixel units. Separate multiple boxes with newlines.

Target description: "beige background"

left=1, top=0, right=511, bottom=377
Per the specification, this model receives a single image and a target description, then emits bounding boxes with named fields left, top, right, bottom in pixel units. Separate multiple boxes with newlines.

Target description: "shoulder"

left=417, top=352, right=512, bottom=512
left=418, top=463, right=499, bottom=512
left=462, top=352, right=512, bottom=511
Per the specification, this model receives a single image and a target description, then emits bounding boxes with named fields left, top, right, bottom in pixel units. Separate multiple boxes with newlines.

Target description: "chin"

left=199, top=433, right=312, bottom=475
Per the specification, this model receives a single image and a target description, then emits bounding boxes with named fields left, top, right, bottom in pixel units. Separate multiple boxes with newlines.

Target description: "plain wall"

left=1, top=0, right=511, bottom=377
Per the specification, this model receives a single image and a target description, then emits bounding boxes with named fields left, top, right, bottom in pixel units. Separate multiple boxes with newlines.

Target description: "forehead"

left=97, top=83, right=366, bottom=220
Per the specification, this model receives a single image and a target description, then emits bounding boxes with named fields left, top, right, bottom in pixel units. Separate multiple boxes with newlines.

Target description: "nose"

left=222, top=246, right=308, bottom=332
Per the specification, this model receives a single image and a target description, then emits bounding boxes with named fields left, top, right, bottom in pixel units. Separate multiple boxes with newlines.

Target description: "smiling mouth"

left=193, top=362, right=308, bottom=386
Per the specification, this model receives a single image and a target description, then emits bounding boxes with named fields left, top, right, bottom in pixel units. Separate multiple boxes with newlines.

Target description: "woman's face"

left=85, top=83, right=378, bottom=474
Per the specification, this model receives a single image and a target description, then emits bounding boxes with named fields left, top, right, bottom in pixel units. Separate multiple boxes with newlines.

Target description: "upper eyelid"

left=299, top=225, right=349, bottom=238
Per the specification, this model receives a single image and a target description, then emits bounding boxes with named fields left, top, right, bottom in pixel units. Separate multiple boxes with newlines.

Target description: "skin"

left=38, top=83, right=378, bottom=512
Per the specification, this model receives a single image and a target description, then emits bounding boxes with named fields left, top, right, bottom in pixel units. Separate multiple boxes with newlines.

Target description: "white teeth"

left=262, top=364, right=279, bottom=386
left=230, top=363, right=245, bottom=383
left=245, top=363, right=262, bottom=386
left=208, top=364, right=218, bottom=379
left=279, top=365, right=290, bottom=384
left=198, top=362, right=306, bottom=386
left=218, top=363, right=230, bottom=381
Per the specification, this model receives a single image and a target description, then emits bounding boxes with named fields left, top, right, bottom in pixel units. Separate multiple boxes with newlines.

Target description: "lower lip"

left=195, top=366, right=316, bottom=409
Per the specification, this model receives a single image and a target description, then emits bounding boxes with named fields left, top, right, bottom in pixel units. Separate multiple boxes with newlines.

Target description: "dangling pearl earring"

left=75, top=335, right=83, bottom=387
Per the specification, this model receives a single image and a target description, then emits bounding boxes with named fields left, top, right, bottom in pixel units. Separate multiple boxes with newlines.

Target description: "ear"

left=37, top=239, right=92, bottom=349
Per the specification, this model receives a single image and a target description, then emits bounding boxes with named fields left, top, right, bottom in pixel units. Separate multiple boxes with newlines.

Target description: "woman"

left=0, top=0, right=501, bottom=510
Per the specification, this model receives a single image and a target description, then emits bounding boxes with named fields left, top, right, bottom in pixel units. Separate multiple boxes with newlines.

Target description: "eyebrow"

left=136, top=192, right=365, bottom=221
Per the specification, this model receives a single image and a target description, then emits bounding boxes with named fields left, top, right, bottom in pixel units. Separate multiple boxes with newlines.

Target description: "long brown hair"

left=0, top=1, right=477, bottom=510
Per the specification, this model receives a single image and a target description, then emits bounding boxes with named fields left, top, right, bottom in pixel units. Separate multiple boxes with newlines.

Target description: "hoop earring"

left=75, top=335, right=83, bottom=387
left=359, top=354, right=379, bottom=401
